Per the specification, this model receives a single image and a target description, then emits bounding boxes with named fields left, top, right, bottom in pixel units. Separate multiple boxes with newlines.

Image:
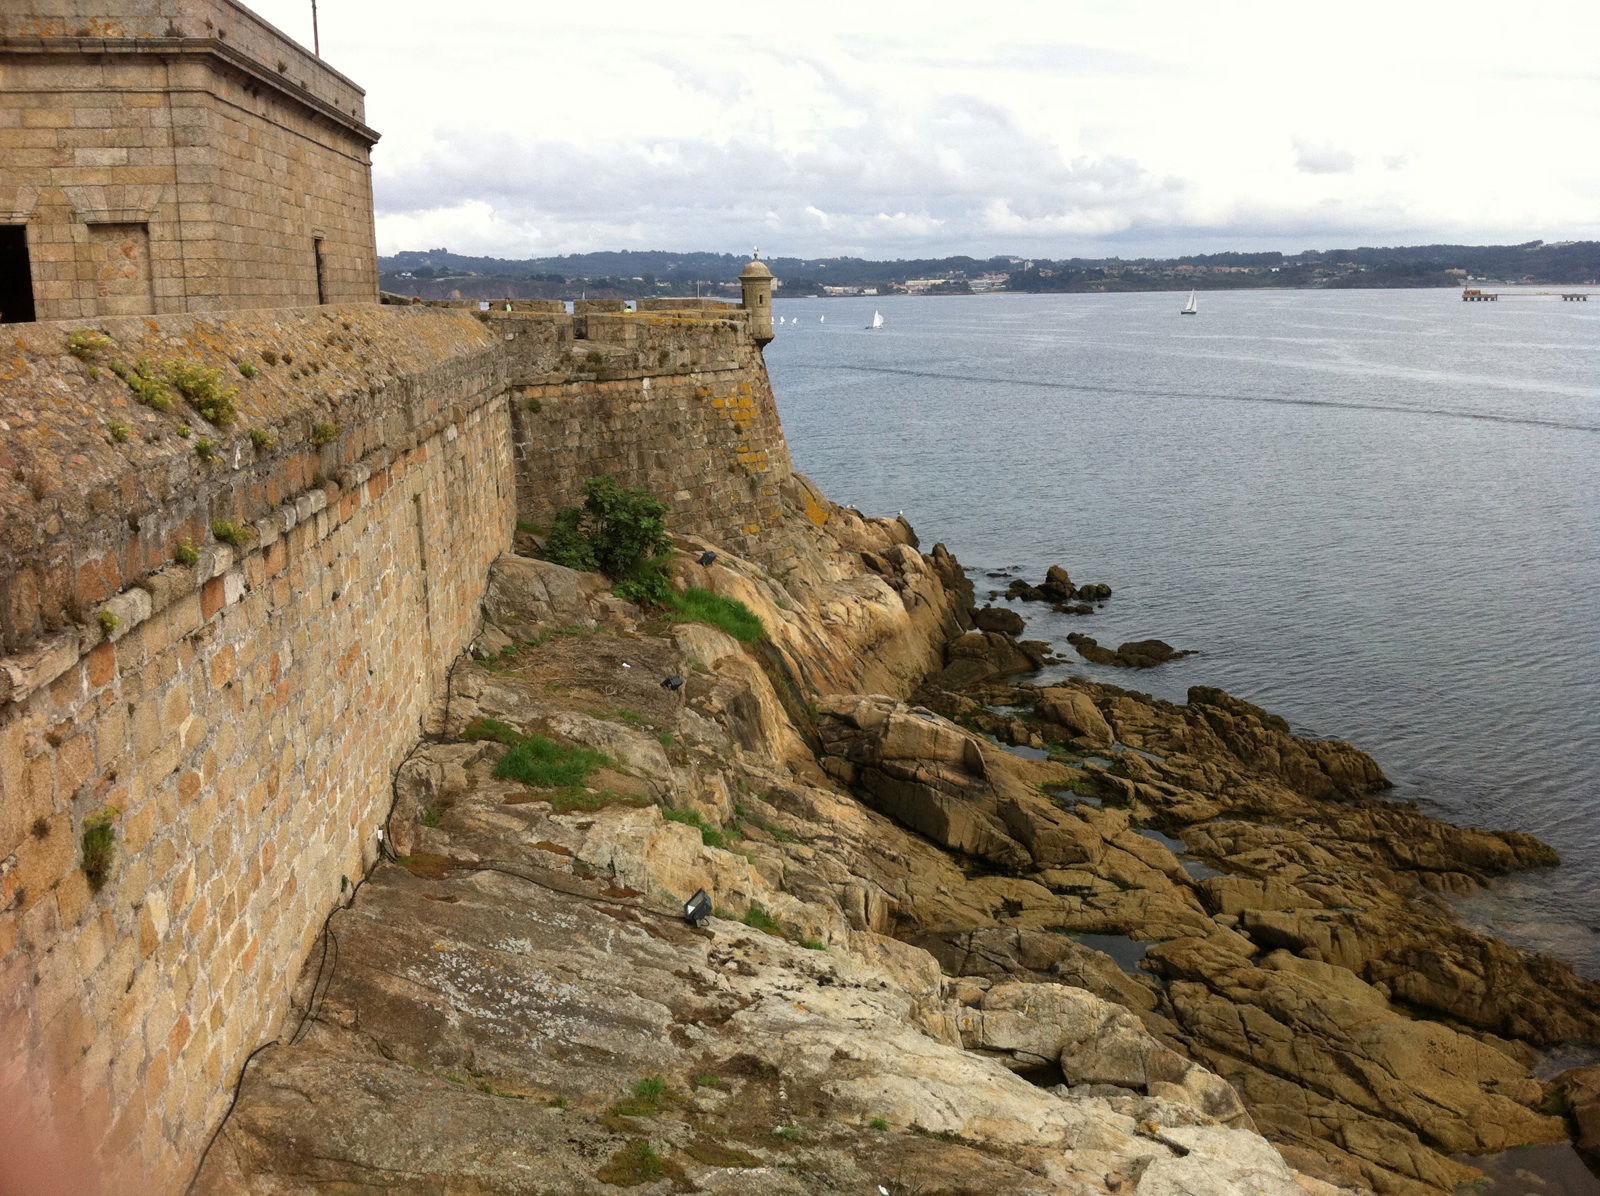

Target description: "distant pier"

left=1462, top=287, right=1591, bottom=302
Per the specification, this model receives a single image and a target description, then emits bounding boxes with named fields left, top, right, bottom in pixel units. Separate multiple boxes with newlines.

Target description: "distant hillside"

left=379, top=241, right=1600, bottom=300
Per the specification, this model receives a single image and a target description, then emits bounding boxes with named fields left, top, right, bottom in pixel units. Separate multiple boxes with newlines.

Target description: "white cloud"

left=1293, top=139, right=1357, bottom=176
left=242, top=0, right=1600, bottom=257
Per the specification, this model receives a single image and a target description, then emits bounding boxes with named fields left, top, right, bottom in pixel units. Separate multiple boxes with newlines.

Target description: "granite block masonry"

left=0, top=291, right=796, bottom=1192
left=0, top=0, right=380, bottom=322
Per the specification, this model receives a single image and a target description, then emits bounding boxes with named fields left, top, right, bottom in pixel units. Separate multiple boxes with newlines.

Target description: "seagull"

left=661, top=675, right=685, bottom=691
left=698, top=551, right=717, bottom=567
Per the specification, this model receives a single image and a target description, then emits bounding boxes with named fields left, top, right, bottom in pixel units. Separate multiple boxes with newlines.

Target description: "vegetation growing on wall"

left=544, top=475, right=673, bottom=603
left=80, top=806, right=121, bottom=892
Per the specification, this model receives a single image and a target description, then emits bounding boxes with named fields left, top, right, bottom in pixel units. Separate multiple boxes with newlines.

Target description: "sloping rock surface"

left=198, top=524, right=1600, bottom=1196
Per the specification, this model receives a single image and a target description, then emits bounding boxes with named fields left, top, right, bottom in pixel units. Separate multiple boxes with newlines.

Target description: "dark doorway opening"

left=0, top=225, right=36, bottom=324
left=313, top=237, right=327, bottom=304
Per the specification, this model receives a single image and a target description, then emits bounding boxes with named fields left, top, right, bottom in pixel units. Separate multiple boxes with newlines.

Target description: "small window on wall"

left=314, top=237, right=327, bottom=304
left=0, top=225, right=36, bottom=324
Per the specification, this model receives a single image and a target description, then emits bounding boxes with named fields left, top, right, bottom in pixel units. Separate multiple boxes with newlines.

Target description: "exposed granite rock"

left=974, top=604, right=1026, bottom=636
left=1562, top=1064, right=1600, bottom=1151
left=195, top=540, right=1324, bottom=1195
left=197, top=528, right=1600, bottom=1196
left=1067, top=633, right=1194, bottom=669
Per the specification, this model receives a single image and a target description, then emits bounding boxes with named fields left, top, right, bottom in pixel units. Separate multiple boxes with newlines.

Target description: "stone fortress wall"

left=0, top=295, right=792, bottom=1190
left=0, top=0, right=380, bottom=321
left=498, top=297, right=797, bottom=561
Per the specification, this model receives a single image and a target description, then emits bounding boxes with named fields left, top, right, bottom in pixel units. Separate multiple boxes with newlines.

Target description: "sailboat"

left=819, top=314, right=825, bottom=324
left=1181, top=290, right=1198, bottom=315
left=867, top=310, right=884, bottom=330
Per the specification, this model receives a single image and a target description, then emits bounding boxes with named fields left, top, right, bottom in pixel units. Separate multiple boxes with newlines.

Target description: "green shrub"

left=869, top=1117, right=890, bottom=1131
left=311, top=419, right=340, bottom=447
left=165, top=362, right=239, bottom=426
left=81, top=806, right=120, bottom=892
left=107, top=421, right=131, bottom=444
left=583, top=475, right=669, bottom=577
left=175, top=423, right=192, bottom=438
left=494, top=734, right=611, bottom=789
left=194, top=437, right=218, bottom=461
left=544, top=507, right=596, bottom=570
left=97, top=609, right=121, bottom=636
left=250, top=427, right=276, bottom=451
left=211, top=520, right=255, bottom=547
left=174, top=540, right=199, bottom=566
left=111, top=359, right=173, bottom=410
left=236, top=360, right=259, bottom=378
left=543, top=476, right=671, bottom=593
left=665, top=588, right=764, bottom=643
left=67, top=329, right=113, bottom=360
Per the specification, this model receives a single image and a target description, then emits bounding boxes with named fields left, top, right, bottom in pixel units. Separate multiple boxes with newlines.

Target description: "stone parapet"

left=0, top=304, right=514, bottom=1190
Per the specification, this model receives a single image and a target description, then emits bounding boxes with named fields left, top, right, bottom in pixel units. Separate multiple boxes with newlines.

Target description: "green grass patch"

left=662, top=807, right=726, bottom=849
left=494, top=735, right=612, bottom=789
left=869, top=1116, right=890, bottom=1131
left=595, top=1139, right=665, bottom=1185
left=665, top=587, right=765, bottom=642
left=613, top=1074, right=670, bottom=1117
left=461, top=716, right=522, bottom=746
left=742, top=903, right=781, bottom=935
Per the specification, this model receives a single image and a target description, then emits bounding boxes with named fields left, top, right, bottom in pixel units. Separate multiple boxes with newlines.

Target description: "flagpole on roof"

left=311, top=0, right=321, bottom=55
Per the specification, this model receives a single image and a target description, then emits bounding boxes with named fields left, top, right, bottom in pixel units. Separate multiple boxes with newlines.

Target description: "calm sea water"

left=764, top=289, right=1600, bottom=979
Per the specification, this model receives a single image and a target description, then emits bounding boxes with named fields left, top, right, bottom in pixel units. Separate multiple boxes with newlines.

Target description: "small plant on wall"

left=81, top=806, right=121, bottom=892
left=544, top=475, right=673, bottom=602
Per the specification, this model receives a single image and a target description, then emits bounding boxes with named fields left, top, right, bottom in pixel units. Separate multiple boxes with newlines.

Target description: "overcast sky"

left=246, top=0, right=1600, bottom=260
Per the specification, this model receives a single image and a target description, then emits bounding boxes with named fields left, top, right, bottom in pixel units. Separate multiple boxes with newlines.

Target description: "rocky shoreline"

left=196, top=488, right=1600, bottom=1194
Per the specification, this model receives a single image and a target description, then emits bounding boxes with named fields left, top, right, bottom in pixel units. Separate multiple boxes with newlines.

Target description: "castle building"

left=0, top=0, right=380, bottom=323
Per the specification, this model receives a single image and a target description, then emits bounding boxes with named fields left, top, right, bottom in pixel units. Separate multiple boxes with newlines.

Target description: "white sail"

left=869, top=310, right=884, bottom=329
left=819, top=314, right=825, bottom=323
left=1181, top=290, right=1198, bottom=315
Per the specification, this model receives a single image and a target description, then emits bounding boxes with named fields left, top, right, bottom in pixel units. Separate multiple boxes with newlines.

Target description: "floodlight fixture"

left=684, top=889, right=712, bottom=926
